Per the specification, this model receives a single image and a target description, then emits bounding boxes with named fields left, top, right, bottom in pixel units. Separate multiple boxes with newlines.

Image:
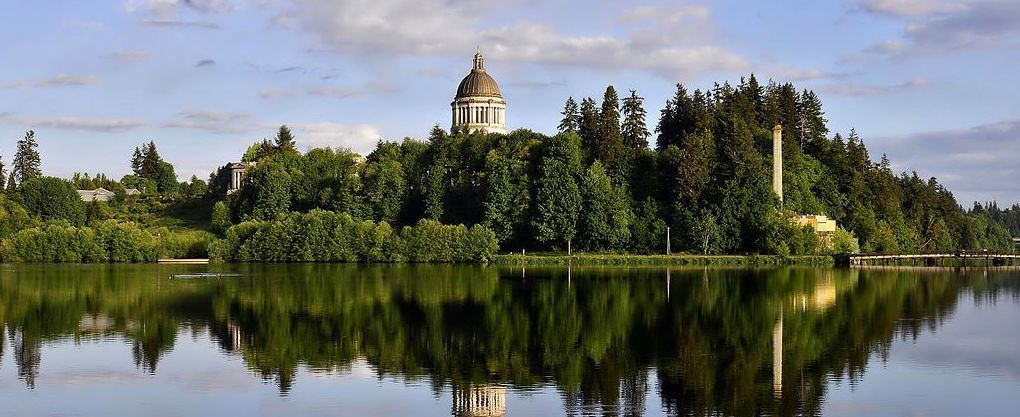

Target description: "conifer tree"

left=621, top=90, right=650, bottom=150
left=141, top=141, right=162, bottom=179
left=275, top=125, right=297, bottom=152
left=596, top=85, right=623, bottom=165
left=578, top=97, right=600, bottom=158
left=131, top=147, right=144, bottom=176
left=6, top=172, right=15, bottom=193
left=13, top=130, right=41, bottom=184
left=558, top=97, right=580, bottom=133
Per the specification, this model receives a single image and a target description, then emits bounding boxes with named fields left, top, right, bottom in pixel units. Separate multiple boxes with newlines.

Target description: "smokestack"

left=773, top=124, right=783, bottom=203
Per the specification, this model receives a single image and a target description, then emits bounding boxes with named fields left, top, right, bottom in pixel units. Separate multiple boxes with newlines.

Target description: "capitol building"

left=451, top=52, right=507, bottom=134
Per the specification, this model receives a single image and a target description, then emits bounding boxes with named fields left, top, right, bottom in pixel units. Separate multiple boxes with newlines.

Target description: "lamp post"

left=666, top=227, right=671, bottom=255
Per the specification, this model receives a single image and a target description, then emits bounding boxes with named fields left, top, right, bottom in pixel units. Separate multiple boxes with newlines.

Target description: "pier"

left=837, top=251, right=1020, bottom=267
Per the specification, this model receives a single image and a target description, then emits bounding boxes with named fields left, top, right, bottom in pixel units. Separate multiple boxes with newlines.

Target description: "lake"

left=1, top=264, right=1018, bottom=416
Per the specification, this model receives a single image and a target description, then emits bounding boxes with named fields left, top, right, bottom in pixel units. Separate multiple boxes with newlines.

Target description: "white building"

left=451, top=52, right=507, bottom=135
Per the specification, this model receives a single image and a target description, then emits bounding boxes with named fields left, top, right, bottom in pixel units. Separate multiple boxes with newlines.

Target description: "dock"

left=157, top=258, right=210, bottom=265
left=837, top=251, right=1020, bottom=267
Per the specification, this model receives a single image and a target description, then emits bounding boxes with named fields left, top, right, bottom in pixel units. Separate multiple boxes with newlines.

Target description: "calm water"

left=0, top=264, right=1018, bottom=417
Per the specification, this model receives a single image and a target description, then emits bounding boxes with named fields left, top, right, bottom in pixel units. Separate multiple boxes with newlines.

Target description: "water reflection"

left=1, top=264, right=1019, bottom=416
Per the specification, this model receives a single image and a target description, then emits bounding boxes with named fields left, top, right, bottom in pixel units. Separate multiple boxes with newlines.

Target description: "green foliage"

left=211, top=201, right=232, bottom=235
left=210, top=211, right=497, bottom=263
left=152, top=227, right=215, bottom=259
left=829, top=227, right=860, bottom=254
left=16, top=176, right=86, bottom=225
left=578, top=161, right=632, bottom=250
left=0, top=221, right=157, bottom=262
left=532, top=133, right=583, bottom=249
left=0, top=195, right=33, bottom=240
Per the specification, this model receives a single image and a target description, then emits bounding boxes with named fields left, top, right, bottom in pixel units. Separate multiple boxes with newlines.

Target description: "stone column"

left=773, top=124, right=783, bottom=203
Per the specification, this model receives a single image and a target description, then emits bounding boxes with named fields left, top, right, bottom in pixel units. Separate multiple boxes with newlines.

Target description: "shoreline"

left=491, top=253, right=835, bottom=266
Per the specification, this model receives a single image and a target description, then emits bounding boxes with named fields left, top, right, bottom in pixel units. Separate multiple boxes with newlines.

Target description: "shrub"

left=152, top=227, right=216, bottom=259
left=210, top=212, right=498, bottom=263
left=0, top=221, right=155, bottom=262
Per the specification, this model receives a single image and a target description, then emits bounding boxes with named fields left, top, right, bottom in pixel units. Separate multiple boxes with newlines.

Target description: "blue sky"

left=1, top=0, right=1018, bottom=204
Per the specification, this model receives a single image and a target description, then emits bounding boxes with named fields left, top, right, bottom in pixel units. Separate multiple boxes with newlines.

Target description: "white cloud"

left=286, top=0, right=746, bottom=78
left=2, top=74, right=101, bottom=89
left=258, top=88, right=291, bottom=100
left=106, top=49, right=152, bottom=63
left=125, top=0, right=234, bottom=17
left=163, top=109, right=253, bottom=134
left=822, top=77, right=927, bottom=96
left=0, top=113, right=145, bottom=132
left=137, top=19, right=220, bottom=29
left=308, top=81, right=396, bottom=99
left=861, top=0, right=970, bottom=17
left=291, top=122, right=384, bottom=155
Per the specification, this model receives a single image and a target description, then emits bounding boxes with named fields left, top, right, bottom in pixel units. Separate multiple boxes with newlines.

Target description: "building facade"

left=451, top=52, right=507, bottom=135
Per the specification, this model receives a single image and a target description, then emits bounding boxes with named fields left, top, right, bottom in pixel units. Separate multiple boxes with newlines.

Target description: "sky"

left=1, top=0, right=1018, bottom=204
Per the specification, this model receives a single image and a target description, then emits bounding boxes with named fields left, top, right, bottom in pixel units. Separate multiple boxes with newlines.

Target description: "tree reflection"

left=0, top=264, right=1018, bottom=416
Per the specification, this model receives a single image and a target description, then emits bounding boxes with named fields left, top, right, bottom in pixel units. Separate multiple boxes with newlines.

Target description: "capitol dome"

left=456, top=67, right=502, bottom=98
left=451, top=52, right=507, bottom=135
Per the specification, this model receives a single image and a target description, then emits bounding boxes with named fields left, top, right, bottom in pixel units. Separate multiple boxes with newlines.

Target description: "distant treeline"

left=212, top=77, right=1012, bottom=255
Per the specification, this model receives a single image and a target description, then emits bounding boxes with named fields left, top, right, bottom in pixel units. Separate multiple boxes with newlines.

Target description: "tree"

left=0, top=154, right=6, bottom=192
left=211, top=201, right=232, bottom=235
left=187, top=175, right=208, bottom=197
left=155, top=161, right=179, bottom=194
left=482, top=150, right=530, bottom=245
left=578, top=97, right=600, bottom=160
left=131, top=147, right=144, bottom=175
left=691, top=209, right=720, bottom=255
left=558, top=97, right=580, bottom=133
left=532, top=133, right=583, bottom=250
left=141, top=141, right=161, bottom=179
left=274, top=125, right=297, bottom=152
left=15, top=177, right=86, bottom=225
left=579, top=161, right=632, bottom=250
left=596, top=86, right=623, bottom=165
left=6, top=172, right=15, bottom=193
left=13, top=130, right=42, bottom=184
left=621, top=90, right=649, bottom=150
left=237, top=160, right=291, bottom=221
left=363, top=158, right=407, bottom=224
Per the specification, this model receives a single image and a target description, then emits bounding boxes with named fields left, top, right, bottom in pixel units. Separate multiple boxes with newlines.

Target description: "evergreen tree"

left=130, top=147, right=144, bottom=176
left=558, top=97, right=580, bottom=133
left=596, top=86, right=623, bottom=165
left=797, top=89, right=828, bottom=156
left=0, top=155, right=6, bottom=192
left=141, top=141, right=162, bottom=179
left=621, top=90, right=650, bottom=150
left=578, top=97, right=600, bottom=160
left=13, top=130, right=42, bottom=184
left=274, top=125, right=297, bottom=152
left=6, top=172, right=15, bottom=193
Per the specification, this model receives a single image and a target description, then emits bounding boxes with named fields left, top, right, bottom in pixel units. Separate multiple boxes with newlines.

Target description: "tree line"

left=216, top=77, right=1013, bottom=255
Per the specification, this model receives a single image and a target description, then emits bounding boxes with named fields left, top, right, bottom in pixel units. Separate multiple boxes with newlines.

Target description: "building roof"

left=456, top=52, right=502, bottom=98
